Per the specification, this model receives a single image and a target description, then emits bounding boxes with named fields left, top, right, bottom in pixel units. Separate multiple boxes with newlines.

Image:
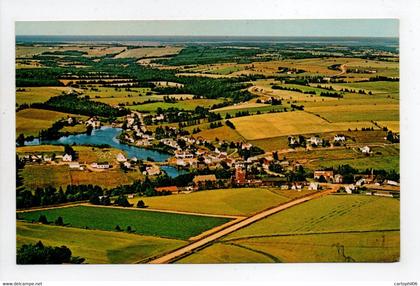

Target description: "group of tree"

left=17, top=241, right=85, bottom=264
left=17, top=184, right=104, bottom=209
left=32, top=93, right=128, bottom=118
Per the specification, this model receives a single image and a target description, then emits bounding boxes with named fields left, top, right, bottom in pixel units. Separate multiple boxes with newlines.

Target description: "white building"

left=91, top=162, right=110, bottom=169
left=307, top=136, right=323, bottom=146
left=309, top=182, right=319, bottom=191
left=334, top=134, right=346, bottom=142
left=62, top=154, right=72, bottom=162
left=360, top=146, right=371, bottom=154
left=116, top=153, right=127, bottom=162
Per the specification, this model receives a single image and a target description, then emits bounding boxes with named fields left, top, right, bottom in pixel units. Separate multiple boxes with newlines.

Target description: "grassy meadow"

left=18, top=205, right=232, bottom=240
left=129, top=188, right=316, bottom=217
left=17, top=221, right=185, bottom=264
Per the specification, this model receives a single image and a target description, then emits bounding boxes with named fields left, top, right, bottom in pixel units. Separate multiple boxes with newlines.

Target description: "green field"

left=16, top=86, right=75, bottom=106
left=306, top=104, right=399, bottom=122
left=17, top=221, right=185, bottom=264
left=18, top=206, right=231, bottom=240
left=128, top=99, right=224, bottom=113
left=328, top=81, right=399, bottom=94
left=178, top=231, right=399, bottom=263
left=20, top=164, right=145, bottom=190
left=129, top=188, right=316, bottom=216
left=178, top=195, right=399, bottom=263
left=225, top=195, right=399, bottom=240
left=16, top=108, right=87, bottom=137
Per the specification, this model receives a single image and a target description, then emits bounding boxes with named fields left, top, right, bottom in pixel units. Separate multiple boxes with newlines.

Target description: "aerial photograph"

left=15, top=20, right=399, bottom=264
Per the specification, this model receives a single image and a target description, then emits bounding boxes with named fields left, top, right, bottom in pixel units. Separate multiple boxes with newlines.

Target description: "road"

left=147, top=187, right=336, bottom=264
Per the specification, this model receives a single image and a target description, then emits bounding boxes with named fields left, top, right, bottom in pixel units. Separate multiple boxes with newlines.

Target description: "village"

left=18, top=109, right=400, bottom=199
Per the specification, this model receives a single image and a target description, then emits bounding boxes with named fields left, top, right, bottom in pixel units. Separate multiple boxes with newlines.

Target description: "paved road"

left=147, top=187, right=336, bottom=264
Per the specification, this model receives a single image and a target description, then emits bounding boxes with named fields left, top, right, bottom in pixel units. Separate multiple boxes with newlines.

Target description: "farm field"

left=225, top=195, right=399, bottom=240
left=178, top=230, right=399, bottom=263
left=17, top=205, right=232, bottom=240
left=231, top=111, right=378, bottom=140
left=128, top=188, right=316, bottom=216
left=16, top=108, right=88, bottom=137
left=20, top=164, right=145, bottom=190
left=177, top=195, right=400, bottom=263
left=17, top=221, right=185, bottom=264
left=305, top=104, right=399, bottom=122
left=193, top=125, right=244, bottom=142
left=128, top=99, right=225, bottom=112
left=114, top=47, right=183, bottom=59
left=16, top=86, right=76, bottom=106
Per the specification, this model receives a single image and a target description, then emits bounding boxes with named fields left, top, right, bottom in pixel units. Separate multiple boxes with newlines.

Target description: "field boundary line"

left=222, top=228, right=401, bottom=242
left=146, top=188, right=335, bottom=264
left=78, top=203, right=244, bottom=219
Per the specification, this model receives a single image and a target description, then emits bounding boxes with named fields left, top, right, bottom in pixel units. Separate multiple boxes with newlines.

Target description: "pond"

left=24, top=126, right=187, bottom=178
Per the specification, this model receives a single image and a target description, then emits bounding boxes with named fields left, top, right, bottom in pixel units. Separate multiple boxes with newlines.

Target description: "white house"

left=91, top=162, right=110, bottom=169
left=62, top=154, right=72, bottom=162
left=69, top=162, right=80, bottom=169
left=345, top=184, right=355, bottom=194
left=123, top=161, right=132, bottom=169
left=334, top=134, right=346, bottom=142
left=175, top=150, right=194, bottom=159
left=360, top=146, right=371, bottom=154
left=307, top=136, right=323, bottom=146
left=309, top=182, right=319, bottom=191
left=116, top=153, right=127, bottom=162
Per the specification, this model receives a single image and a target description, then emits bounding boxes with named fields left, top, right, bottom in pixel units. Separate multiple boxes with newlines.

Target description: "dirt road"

left=147, top=188, right=336, bottom=264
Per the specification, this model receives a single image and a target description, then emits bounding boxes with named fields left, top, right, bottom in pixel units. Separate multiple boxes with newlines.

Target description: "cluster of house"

left=122, top=114, right=154, bottom=146
left=289, top=134, right=347, bottom=148
left=85, top=117, right=101, bottom=128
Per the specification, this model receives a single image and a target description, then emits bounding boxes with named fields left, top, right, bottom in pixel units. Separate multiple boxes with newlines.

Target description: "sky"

left=15, top=19, right=398, bottom=37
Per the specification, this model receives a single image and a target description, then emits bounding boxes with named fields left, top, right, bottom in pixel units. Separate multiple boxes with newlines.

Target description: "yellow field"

left=193, top=125, right=244, bottom=142
left=21, top=164, right=144, bottom=190
left=211, top=102, right=268, bottom=112
left=16, top=86, right=76, bottom=106
left=129, top=188, right=315, bottom=216
left=376, top=121, right=400, bottom=132
left=17, top=221, right=185, bottom=264
left=115, top=47, right=183, bottom=59
left=231, top=111, right=378, bottom=140
left=16, top=108, right=87, bottom=137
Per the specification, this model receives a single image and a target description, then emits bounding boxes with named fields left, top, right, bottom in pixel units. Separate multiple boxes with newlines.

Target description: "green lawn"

left=17, top=221, right=185, bottom=264
left=17, top=206, right=232, bottom=240
left=129, top=188, right=315, bottom=216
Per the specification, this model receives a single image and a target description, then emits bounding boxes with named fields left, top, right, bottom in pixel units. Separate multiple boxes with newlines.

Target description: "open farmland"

left=20, top=164, right=145, bottom=190
left=129, top=188, right=316, bottom=216
left=15, top=32, right=399, bottom=265
left=128, top=99, right=225, bottom=113
left=17, top=205, right=232, bottom=240
left=178, top=230, right=399, bottom=263
left=305, top=104, right=399, bottom=122
left=17, top=221, right=185, bottom=264
left=16, top=86, right=77, bottom=106
left=177, top=195, right=399, bottom=263
left=231, top=111, right=378, bottom=140
left=114, top=47, right=183, bottom=59
left=16, top=108, right=87, bottom=137
left=225, top=195, right=399, bottom=239
left=193, top=125, right=244, bottom=142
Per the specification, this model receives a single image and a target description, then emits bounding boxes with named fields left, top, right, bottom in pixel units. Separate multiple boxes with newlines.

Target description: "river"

left=24, top=126, right=187, bottom=178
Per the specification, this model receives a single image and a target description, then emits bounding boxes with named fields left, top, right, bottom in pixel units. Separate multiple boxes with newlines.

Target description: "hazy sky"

left=16, top=19, right=398, bottom=37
